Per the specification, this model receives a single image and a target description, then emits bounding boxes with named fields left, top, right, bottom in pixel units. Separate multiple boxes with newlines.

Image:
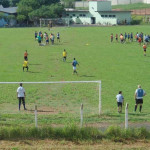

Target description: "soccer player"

left=116, top=91, right=124, bottom=113
left=138, top=36, right=142, bottom=45
left=110, top=33, right=113, bottom=42
left=57, top=32, right=60, bottom=42
left=134, top=85, right=146, bottom=113
left=24, top=50, right=28, bottom=61
left=17, top=83, right=27, bottom=111
left=143, top=43, right=147, bottom=56
left=115, top=34, right=118, bottom=42
left=38, top=35, right=41, bottom=46
left=63, top=49, right=67, bottom=62
left=23, top=60, right=29, bottom=72
left=72, top=58, right=79, bottom=75
left=130, top=32, right=133, bottom=42
left=35, top=31, right=38, bottom=40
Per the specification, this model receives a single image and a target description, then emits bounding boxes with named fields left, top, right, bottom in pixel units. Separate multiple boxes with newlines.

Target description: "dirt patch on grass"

left=1, top=139, right=150, bottom=150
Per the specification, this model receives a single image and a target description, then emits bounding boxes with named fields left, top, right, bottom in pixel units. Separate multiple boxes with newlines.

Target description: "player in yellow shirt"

left=23, top=60, right=29, bottom=72
left=63, top=49, right=67, bottom=62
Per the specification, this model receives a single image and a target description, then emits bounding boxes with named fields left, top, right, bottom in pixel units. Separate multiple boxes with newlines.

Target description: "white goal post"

left=0, top=80, right=102, bottom=115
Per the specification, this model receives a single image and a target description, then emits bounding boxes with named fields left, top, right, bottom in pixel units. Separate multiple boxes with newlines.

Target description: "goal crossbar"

left=0, top=81, right=102, bottom=115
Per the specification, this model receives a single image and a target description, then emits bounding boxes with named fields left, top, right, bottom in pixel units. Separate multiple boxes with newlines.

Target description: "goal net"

left=40, top=18, right=70, bottom=28
left=0, top=81, right=101, bottom=127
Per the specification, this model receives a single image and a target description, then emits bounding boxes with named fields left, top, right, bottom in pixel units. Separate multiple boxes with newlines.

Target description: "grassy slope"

left=0, top=26, right=150, bottom=127
left=112, top=3, right=150, bottom=10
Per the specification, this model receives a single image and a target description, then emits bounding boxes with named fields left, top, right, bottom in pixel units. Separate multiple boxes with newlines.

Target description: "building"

left=0, top=5, right=17, bottom=27
left=63, top=0, right=131, bottom=25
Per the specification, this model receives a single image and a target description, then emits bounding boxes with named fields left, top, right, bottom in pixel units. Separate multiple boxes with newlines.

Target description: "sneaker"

left=24, top=108, right=27, bottom=110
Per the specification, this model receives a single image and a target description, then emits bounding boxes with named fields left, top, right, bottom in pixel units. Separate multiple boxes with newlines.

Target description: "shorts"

left=117, top=102, right=122, bottom=107
left=57, top=37, right=60, bottom=39
left=35, top=36, right=37, bottom=38
left=38, top=40, right=41, bottom=43
left=73, top=66, right=76, bottom=70
left=46, top=40, right=49, bottom=43
left=63, top=56, right=66, bottom=59
left=136, top=99, right=143, bottom=104
left=24, top=56, right=27, bottom=60
left=144, top=49, right=146, bottom=52
left=116, top=38, right=118, bottom=40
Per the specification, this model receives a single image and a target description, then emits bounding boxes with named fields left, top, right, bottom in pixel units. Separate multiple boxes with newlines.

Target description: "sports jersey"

left=24, top=52, right=28, bottom=57
left=23, top=61, right=28, bottom=67
left=72, top=60, right=78, bottom=67
left=135, top=88, right=145, bottom=99
left=116, top=94, right=124, bottom=103
left=63, top=51, right=67, bottom=57
left=143, top=45, right=147, bottom=49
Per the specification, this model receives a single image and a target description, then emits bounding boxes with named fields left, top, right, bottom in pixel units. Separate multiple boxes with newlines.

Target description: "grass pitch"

left=0, top=26, right=150, bottom=128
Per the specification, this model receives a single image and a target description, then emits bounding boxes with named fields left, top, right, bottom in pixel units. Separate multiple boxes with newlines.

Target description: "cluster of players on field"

left=111, top=32, right=149, bottom=56
left=35, top=31, right=60, bottom=46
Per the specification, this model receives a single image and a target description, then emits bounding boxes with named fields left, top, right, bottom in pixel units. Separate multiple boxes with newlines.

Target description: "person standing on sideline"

left=24, top=50, right=28, bottom=61
left=116, top=91, right=124, bottom=113
left=23, top=60, right=29, bottom=72
left=63, top=49, right=67, bottom=62
left=17, top=83, right=27, bottom=111
left=143, top=43, right=147, bottom=56
left=72, top=58, right=79, bottom=75
left=134, top=85, right=146, bottom=113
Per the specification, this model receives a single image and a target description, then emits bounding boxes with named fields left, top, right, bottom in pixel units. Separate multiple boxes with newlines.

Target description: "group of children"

left=35, top=31, right=60, bottom=46
left=111, top=32, right=148, bottom=56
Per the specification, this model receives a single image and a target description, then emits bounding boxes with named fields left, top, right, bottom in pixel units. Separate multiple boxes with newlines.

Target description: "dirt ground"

left=1, top=139, right=150, bottom=150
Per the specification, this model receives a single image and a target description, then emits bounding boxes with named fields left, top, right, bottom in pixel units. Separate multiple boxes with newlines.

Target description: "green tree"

left=0, top=0, right=9, bottom=8
left=17, top=14, right=26, bottom=23
left=17, top=0, right=63, bottom=24
left=9, top=0, right=21, bottom=7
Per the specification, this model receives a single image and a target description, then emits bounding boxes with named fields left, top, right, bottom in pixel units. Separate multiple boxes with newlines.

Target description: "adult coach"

left=72, top=58, right=79, bottom=75
left=17, top=83, right=27, bottom=110
left=134, top=85, right=146, bottom=113
left=116, top=91, right=124, bottom=113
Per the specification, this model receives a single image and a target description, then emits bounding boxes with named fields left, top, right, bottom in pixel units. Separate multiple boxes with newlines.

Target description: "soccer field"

left=0, top=26, right=150, bottom=128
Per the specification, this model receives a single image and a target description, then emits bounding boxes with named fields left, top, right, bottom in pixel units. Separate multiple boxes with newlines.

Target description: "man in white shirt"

left=116, top=91, right=124, bottom=113
left=17, top=83, right=27, bottom=110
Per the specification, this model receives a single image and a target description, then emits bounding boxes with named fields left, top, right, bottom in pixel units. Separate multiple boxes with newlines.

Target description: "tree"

left=17, top=0, right=64, bottom=25
left=17, top=14, right=26, bottom=23
left=9, top=0, right=21, bottom=7
left=0, top=0, right=9, bottom=8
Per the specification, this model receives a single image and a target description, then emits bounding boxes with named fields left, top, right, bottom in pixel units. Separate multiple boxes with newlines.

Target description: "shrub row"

left=0, top=125, right=149, bottom=141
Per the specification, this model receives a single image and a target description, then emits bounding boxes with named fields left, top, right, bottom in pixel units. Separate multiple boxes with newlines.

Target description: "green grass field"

left=1, top=26, right=150, bottom=128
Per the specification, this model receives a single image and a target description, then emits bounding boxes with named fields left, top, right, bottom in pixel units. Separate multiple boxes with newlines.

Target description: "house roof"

left=0, top=5, right=17, bottom=14
left=65, top=8, right=88, bottom=12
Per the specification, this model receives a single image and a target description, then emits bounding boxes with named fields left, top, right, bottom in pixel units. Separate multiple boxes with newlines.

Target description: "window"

left=105, top=15, right=108, bottom=17
left=101, top=15, right=104, bottom=17
left=112, top=15, right=116, bottom=17
left=66, top=14, right=69, bottom=16
left=70, top=16, right=72, bottom=18
left=109, top=15, right=112, bottom=17
left=79, top=14, right=83, bottom=16
left=77, top=16, right=79, bottom=18
left=83, top=14, right=86, bottom=17
left=73, top=14, right=76, bottom=17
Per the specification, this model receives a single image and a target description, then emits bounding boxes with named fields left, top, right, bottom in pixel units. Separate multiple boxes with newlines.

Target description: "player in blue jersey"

left=134, top=85, right=146, bottom=113
left=72, top=58, right=79, bottom=75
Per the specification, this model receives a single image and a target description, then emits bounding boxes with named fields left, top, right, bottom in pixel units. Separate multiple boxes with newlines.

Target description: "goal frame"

left=0, top=81, right=102, bottom=115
